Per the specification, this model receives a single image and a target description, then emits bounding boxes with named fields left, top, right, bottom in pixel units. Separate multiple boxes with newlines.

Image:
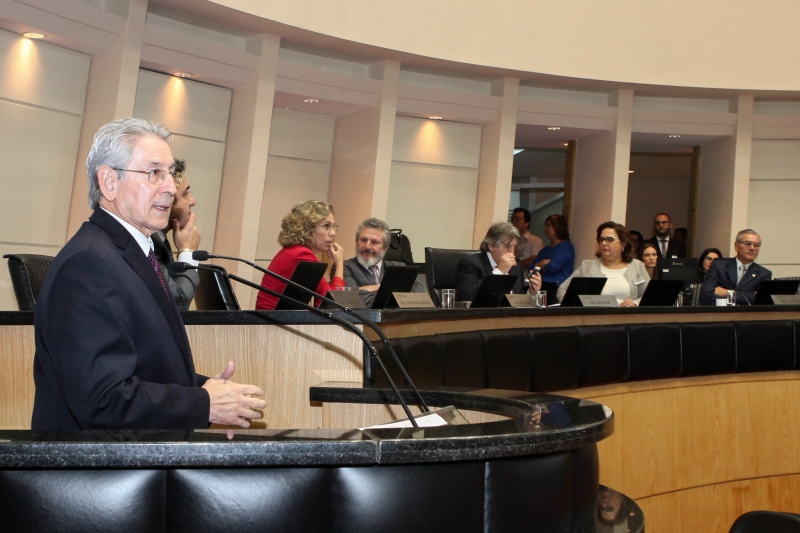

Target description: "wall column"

left=213, top=34, right=281, bottom=308
left=328, top=60, right=400, bottom=259
left=65, top=0, right=148, bottom=238
left=472, top=78, right=519, bottom=247
left=570, top=89, right=634, bottom=262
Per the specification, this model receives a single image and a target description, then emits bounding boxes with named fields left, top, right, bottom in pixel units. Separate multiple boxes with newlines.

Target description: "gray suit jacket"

left=557, top=258, right=650, bottom=304
left=153, top=231, right=199, bottom=311
left=343, top=257, right=423, bottom=306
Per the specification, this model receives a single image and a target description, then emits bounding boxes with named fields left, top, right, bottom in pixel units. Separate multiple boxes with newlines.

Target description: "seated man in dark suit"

left=151, top=159, right=201, bottom=311
left=32, top=118, right=266, bottom=430
left=456, top=222, right=542, bottom=302
left=700, top=229, right=772, bottom=305
left=643, top=213, right=686, bottom=259
left=343, top=217, right=423, bottom=306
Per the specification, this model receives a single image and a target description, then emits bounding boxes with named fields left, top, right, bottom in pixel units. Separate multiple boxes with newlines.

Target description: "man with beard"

left=343, top=218, right=424, bottom=306
left=643, top=212, right=686, bottom=259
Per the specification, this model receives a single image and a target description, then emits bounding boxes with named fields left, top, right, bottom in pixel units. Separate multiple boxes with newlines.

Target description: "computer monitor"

left=559, top=277, right=607, bottom=307
left=468, top=274, right=519, bottom=308
left=752, top=280, right=800, bottom=305
left=638, top=279, right=685, bottom=307
left=656, top=258, right=702, bottom=285
left=274, top=261, right=329, bottom=310
left=371, top=265, right=420, bottom=308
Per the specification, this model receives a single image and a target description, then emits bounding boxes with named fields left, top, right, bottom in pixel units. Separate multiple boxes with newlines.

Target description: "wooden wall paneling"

left=0, top=326, right=35, bottom=429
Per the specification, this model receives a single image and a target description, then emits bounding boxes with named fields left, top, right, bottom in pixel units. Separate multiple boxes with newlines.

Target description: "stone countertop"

left=0, top=388, right=612, bottom=468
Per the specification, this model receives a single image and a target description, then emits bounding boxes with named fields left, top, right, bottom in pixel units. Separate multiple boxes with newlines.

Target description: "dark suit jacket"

left=32, top=209, right=210, bottom=430
left=455, top=252, right=525, bottom=302
left=343, top=257, right=424, bottom=306
left=700, top=257, right=772, bottom=305
left=152, top=231, right=198, bottom=311
left=643, top=237, right=687, bottom=259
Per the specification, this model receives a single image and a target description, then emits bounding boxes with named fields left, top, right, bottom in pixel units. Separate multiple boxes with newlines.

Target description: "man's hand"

left=714, top=286, right=729, bottom=298
left=619, top=298, right=637, bottom=307
left=527, top=271, right=542, bottom=293
left=173, top=212, right=202, bottom=251
left=202, top=361, right=266, bottom=428
left=497, top=252, right=516, bottom=274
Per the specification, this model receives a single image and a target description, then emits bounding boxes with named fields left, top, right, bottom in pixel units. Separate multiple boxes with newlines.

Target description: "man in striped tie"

left=32, top=118, right=265, bottom=430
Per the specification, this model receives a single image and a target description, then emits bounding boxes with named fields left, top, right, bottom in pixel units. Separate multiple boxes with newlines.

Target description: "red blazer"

left=255, top=244, right=345, bottom=310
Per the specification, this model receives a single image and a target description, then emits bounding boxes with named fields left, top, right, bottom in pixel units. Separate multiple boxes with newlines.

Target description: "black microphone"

left=698, top=266, right=751, bottom=305
left=191, top=251, right=430, bottom=414
left=173, top=262, right=425, bottom=427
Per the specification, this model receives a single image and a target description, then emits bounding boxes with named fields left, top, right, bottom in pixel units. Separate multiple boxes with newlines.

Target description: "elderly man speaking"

left=32, top=118, right=266, bottom=430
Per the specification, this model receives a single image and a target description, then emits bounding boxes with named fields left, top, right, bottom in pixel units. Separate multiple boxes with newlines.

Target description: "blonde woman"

left=255, top=200, right=345, bottom=310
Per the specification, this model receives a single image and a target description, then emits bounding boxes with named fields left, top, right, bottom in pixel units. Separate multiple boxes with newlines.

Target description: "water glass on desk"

left=441, top=289, right=456, bottom=309
left=535, top=290, right=547, bottom=308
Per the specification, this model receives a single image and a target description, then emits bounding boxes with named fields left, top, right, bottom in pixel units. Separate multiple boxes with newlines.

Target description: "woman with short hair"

left=255, top=200, right=345, bottom=310
left=556, top=221, right=649, bottom=307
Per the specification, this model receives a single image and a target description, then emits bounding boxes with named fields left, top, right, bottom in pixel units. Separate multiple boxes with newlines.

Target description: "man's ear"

left=98, top=166, right=118, bottom=201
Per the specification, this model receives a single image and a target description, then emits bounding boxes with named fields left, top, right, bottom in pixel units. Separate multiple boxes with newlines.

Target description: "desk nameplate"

left=505, top=294, right=537, bottom=308
left=772, top=294, right=800, bottom=305
left=389, top=292, right=436, bottom=309
left=579, top=295, right=618, bottom=307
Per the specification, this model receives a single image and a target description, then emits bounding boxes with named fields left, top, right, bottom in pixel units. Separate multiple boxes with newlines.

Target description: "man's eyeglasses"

left=320, top=223, right=339, bottom=232
left=597, top=236, right=618, bottom=244
left=736, top=240, right=761, bottom=248
left=499, top=241, right=516, bottom=252
left=115, top=168, right=175, bottom=185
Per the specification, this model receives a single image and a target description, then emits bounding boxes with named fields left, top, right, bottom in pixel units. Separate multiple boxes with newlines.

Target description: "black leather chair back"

left=424, top=248, right=476, bottom=306
left=193, top=265, right=240, bottom=311
left=730, top=511, right=800, bottom=533
left=3, top=254, right=54, bottom=311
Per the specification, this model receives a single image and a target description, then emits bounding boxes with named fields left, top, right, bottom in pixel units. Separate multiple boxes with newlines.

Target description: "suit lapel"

left=90, top=210, right=195, bottom=380
left=479, top=252, right=494, bottom=275
left=736, top=263, right=759, bottom=290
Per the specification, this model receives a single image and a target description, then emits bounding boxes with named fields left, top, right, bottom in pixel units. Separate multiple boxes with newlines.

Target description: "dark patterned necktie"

left=148, top=248, right=172, bottom=300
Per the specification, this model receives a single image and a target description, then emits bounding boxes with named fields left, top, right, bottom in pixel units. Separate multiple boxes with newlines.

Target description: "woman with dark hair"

left=628, top=230, right=644, bottom=256
left=255, top=200, right=345, bottom=310
left=529, top=214, right=575, bottom=303
left=556, top=221, right=649, bottom=307
left=697, top=247, right=723, bottom=279
left=639, top=241, right=659, bottom=280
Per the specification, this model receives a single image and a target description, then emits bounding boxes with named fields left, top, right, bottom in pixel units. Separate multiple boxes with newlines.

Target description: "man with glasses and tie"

left=643, top=213, right=687, bottom=259
left=700, top=229, right=772, bottom=305
left=342, top=218, right=424, bottom=306
left=32, top=118, right=266, bottom=430
left=456, top=222, right=542, bottom=302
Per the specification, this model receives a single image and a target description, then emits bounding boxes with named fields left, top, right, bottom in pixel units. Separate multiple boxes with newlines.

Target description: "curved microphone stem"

left=200, top=251, right=430, bottom=413
left=699, top=267, right=751, bottom=305
left=178, top=263, right=421, bottom=428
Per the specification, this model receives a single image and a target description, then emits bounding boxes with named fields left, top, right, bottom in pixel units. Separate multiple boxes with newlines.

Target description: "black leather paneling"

left=729, top=511, right=800, bottom=533
left=735, top=320, right=795, bottom=372
left=530, top=327, right=580, bottom=392
left=576, top=325, right=629, bottom=387
left=440, top=331, right=485, bottom=388
left=401, top=335, right=445, bottom=388
left=167, top=468, right=331, bottom=533
left=483, top=328, right=531, bottom=391
left=335, top=463, right=485, bottom=533
left=628, top=323, right=682, bottom=381
left=681, top=322, right=736, bottom=377
left=0, top=469, right=165, bottom=533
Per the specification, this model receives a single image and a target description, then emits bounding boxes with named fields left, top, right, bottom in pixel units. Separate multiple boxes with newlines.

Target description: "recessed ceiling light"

left=174, top=72, right=193, bottom=78
left=563, top=143, right=569, bottom=146
left=304, top=98, right=319, bottom=103
left=668, top=134, right=681, bottom=138
left=428, top=116, right=442, bottom=120
left=548, top=126, right=561, bottom=131
left=629, top=170, right=634, bottom=173
left=513, top=149, right=525, bottom=155
left=22, top=32, right=44, bottom=39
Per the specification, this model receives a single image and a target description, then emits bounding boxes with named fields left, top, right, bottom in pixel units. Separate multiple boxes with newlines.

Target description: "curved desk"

left=0, top=389, right=642, bottom=533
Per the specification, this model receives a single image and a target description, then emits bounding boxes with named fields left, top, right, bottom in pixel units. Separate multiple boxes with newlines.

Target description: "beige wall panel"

left=0, top=101, right=82, bottom=246
left=750, top=140, right=800, bottom=181
left=747, top=180, right=800, bottom=266
left=386, top=163, right=479, bottom=259
left=255, top=156, right=331, bottom=261
left=133, top=69, right=231, bottom=142
left=168, top=134, right=225, bottom=252
left=695, top=136, right=737, bottom=256
left=267, top=108, right=335, bottom=161
left=392, top=116, right=481, bottom=168
left=0, top=29, right=90, bottom=115
left=0, top=244, right=62, bottom=311
left=625, top=177, right=690, bottom=238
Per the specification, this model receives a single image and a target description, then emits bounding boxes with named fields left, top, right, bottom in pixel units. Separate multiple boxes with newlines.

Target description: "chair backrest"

left=384, top=229, right=415, bottom=265
left=424, top=248, right=477, bottom=306
left=3, top=254, right=55, bottom=311
left=193, top=265, right=240, bottom=311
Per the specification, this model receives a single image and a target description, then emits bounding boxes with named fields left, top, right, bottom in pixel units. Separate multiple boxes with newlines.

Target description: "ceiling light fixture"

left=174, top=72, right=193, bottom=78
left=22, top=32, right=44, bottom=39
left=548, top=126, right=561, bottom=131
left=428, top=116, right=442, bottom=120
left=304, top=98, right=319, bottom=103
left=563, top=143, right=569, bottom=146
left=629, top=170, right=634, bottom=173
left=668, top=134, right=681, bottom=138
